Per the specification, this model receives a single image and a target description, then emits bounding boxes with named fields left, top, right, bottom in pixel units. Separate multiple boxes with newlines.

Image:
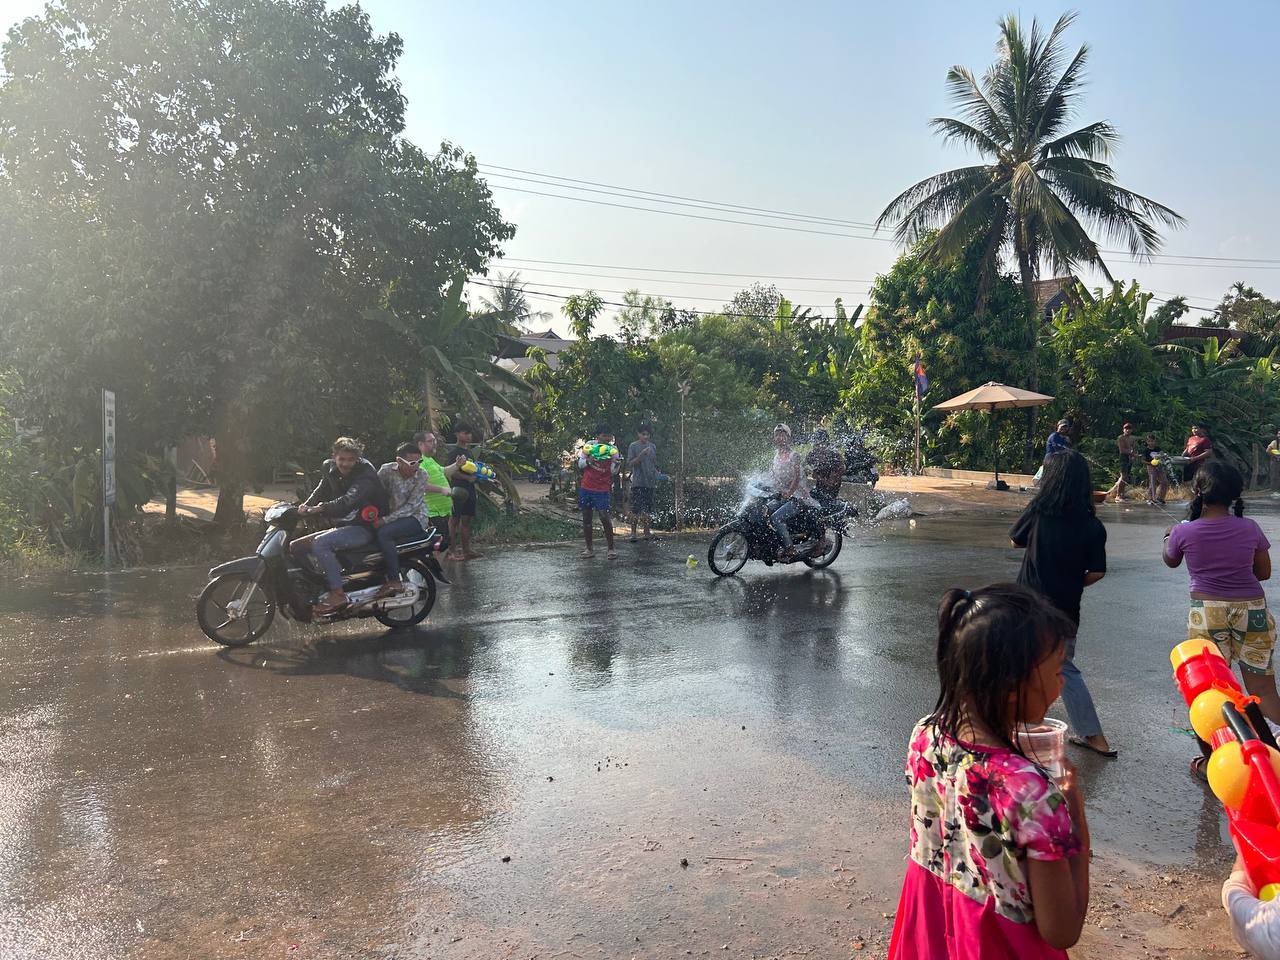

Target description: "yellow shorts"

left=1189, top=598, right=1277, bottom=675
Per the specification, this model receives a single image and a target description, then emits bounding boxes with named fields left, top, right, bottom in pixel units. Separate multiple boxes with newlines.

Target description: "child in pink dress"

left=889, top=584, right=1091, bottom=959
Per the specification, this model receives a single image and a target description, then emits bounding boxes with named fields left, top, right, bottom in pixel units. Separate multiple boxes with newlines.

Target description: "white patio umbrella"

left=933, top=382, right=1055, bottom=487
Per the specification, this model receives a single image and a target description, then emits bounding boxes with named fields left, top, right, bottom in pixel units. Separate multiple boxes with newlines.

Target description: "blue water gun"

left=461, top=459, right=497, bottom=481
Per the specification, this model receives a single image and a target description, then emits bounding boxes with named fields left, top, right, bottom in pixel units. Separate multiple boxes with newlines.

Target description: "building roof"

left=494, top=328, right=571, bottom=361
left=1158, top=324, right=1241, bottom=343
left=1032, top=276, right=1079, bottom=317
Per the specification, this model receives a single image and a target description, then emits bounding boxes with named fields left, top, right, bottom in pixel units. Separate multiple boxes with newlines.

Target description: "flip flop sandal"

left=1189, top=755, right=1209, bottom=783
left=1068, top=735, right=1118, bottom=758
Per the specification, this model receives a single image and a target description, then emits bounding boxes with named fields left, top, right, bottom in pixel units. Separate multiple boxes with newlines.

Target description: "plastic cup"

left=1015, top=718, right=1068, bottom=778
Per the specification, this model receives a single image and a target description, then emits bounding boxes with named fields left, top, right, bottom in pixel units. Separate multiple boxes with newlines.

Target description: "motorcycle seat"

left=337, top=536, right=436, bottom=569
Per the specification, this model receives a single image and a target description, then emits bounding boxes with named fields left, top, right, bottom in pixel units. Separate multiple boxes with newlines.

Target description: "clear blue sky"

left=7, top=0, right=1278, bottom=329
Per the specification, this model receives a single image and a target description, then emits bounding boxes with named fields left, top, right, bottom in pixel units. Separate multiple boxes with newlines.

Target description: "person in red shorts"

left=578, top=424, right=620, bottom=560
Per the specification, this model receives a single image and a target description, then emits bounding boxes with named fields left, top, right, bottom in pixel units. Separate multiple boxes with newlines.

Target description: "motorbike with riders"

left=195, top=437, right=450, bottom=646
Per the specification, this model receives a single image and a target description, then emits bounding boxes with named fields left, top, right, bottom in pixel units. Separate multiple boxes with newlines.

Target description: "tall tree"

left=876, top=12, right=1184, bottom=467
left=0, top=0, right=512, bottom=524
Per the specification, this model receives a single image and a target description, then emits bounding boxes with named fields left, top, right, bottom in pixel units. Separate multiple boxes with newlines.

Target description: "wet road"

left=1, top=503, right=1271, bottom=958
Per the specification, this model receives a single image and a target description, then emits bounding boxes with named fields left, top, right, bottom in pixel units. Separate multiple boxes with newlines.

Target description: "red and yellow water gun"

left=1172, top=639, right=1280, bottom=899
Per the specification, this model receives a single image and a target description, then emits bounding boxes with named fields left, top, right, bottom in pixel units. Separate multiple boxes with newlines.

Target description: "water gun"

left=584, top=442, right=619, bottom=461
left=1171, top=639, right=1280, bottom=899
left=460, top=459, right=497, bottom=481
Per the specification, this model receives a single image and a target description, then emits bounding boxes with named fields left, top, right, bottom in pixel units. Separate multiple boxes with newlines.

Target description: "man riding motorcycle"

left=292, top=436, right=389, bottom=615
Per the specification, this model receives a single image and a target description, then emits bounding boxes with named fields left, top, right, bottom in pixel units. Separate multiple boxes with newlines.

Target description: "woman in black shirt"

left=1010, top=450, right=1117, bottom=758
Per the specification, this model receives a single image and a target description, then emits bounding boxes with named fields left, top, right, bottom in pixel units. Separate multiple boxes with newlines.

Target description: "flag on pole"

left=913, top=359, right=928, bottom=399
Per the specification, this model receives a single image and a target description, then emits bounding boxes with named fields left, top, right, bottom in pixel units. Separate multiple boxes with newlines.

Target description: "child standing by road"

left=626, top=423, right=659, bottom=542
left=579, top=425, right=620, bottom=560
left=1164, top=461, right=1279, bottom=759
left=889, top=584, right=1090, bottom=959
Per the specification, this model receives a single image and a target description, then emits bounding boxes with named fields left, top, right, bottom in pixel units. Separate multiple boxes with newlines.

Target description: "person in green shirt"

left=415, top=431, right=465, bottom=551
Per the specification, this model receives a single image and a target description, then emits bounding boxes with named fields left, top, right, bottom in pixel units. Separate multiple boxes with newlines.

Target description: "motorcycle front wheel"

left=802, top=530, right=843, bottom=569
left=375, top=560, right=438, bottom=629
left=197, top=574, right=276, bottom=646
left=707, top=527, right=750, bottom=577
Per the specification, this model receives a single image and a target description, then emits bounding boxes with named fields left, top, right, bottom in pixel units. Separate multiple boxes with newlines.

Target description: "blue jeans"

left=295, top=525, right=372, bottom=591
left=1059, top=635, right=1103, bottom=738
left=769, top=499, right=802, bottom=549
left=375, top=517, right=427, bottom=580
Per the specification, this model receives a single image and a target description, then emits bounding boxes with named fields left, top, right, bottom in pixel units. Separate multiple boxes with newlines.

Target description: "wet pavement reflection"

left=2, top=501, right=1274, bottom=957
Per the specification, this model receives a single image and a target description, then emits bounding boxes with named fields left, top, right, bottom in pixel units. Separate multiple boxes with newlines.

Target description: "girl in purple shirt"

left=1163, top=461, right=1277, bottom=775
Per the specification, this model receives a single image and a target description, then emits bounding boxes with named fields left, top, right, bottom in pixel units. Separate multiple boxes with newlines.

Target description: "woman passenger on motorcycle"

left=768, top=423, right=813, bottom=559
left=293, top=437, right=389, bottom=615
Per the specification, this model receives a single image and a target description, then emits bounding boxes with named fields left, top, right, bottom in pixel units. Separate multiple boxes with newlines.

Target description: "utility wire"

left=478, top=162, right=879, bottom=228
left=491, top=264, right=873, bottom=295
left=487, top=184, right=897, bottom=242
left=477, top=278, right=867, bottom=303
left=496, top=257, right=875, bottom=284
left=479, top=163, right=1280, bottom=267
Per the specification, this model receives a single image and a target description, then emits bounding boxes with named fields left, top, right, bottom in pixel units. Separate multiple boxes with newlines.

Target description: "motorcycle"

left=706, top=482, right=855, bottom=577
left=195, top=503, right=449, bottom=646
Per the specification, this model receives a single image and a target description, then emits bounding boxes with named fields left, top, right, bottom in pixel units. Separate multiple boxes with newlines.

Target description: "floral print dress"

left=888, top=721, right=1081, bottom=959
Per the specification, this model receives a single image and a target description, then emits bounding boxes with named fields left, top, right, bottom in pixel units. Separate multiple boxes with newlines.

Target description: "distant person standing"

left=1267, top=429, right=1280, bottom=493
left=1145, top=434, right=1170, bottom=506
left=1044, top=419, right=1073, bottom=462
left=1114, top=423, right=1137, bottom=500
left=1010, top=450, right=1117, bottom=759
left=415, top=430, right=464, bottom=553
left=579, top=424, right=620, bottom=559
left=447, top=424, right=481, bottom=561
left=626, top=423, right=659, bottom=542
left=1182, top=423, right=1214, bottom=483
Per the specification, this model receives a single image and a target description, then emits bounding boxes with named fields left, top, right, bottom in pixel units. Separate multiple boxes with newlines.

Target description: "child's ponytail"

left=927, top=584, right=1073, bottom=752
left=1234, top=496, right=1245, bottom=518
left=1188, top=490, right=1205, bottom=521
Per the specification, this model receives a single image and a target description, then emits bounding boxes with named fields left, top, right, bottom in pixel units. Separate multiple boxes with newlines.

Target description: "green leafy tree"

left=0, top=0, right=512, bottom=527
left=876, top=11, right=1183, bottom=466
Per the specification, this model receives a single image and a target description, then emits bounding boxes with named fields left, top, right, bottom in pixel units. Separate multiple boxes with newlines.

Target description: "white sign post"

left=102, top=389, right=116, bottom=566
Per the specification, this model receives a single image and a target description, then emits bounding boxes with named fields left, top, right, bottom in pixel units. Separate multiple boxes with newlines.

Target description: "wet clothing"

left=303, top=458, right=388, bottom=524
left=378, top=463, right=431, bottom=529
left=1044, top=431, right=1071, bottom=462
left=419, top=457, right=453, bottom=517
left=374, top=516, right=427, bottom=581
left=1009, top=508, right=1107, bottom=626
left=630, top=484, right=654, bottom=514
left=627, top=440, right=659, bottom=488
left=889, top=722, right=1080, bottom=960
left=1189, top=599, right=1276, bottom=675
left=448, top=444, right=476, bottom=517
left=806, top=445, right=845, bottom=497
left=579, top=446, right=617, bottom=493
left=305, top=525, right=373, bottom=591
left=1117, top=433, right=1137, bottom=484
left=1166, top=516, right=1270, bottom=599
left=579, top=488, right=611, bottom=512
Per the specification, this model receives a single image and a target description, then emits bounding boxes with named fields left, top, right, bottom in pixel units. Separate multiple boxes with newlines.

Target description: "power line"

left=469, top=279, right=844, bottom=320
left=496, top=257, right=875, bottom=284
left=491, top=264, right=872, bottom=295
left=484, top=171, right=880, bottom=231
left=487, top=184, right=896, bottom=242
left=479, top=163, right=1280, bottom=268
left=478, top=162, right=879, bottom=229
left=477, top=277, right=865, bottom=303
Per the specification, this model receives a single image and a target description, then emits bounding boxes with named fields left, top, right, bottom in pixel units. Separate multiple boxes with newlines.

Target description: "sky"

left=5, top=0, right=1279, bottom=332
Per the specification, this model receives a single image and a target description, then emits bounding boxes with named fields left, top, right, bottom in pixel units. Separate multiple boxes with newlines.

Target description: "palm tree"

left=481, top=271, right=536, bottom=330
left=876, top=12, right=1184, bottom=465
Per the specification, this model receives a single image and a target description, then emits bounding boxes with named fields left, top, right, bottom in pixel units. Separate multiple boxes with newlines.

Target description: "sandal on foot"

left=607, top=550, right=618, bottom=560
left=1069, top=735, right=1118, bottom=758
left=580, top=549, right=595, bottom=558
left=1189, top=755, right=1209, bottom=782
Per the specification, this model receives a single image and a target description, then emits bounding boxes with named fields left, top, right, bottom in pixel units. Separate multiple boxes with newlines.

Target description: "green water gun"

left=585, top=442, right=619, bottom=461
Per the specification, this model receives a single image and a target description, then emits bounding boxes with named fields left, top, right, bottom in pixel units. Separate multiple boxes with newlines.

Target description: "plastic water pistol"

left=1171, top=639, right=1280, bottom=900
left=460, top=459, right=497, bottom=481
left=585, top=442, right=619, bottom=461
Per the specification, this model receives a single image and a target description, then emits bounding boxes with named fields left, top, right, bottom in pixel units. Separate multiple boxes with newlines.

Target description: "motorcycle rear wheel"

left=197, top=574, right=276, bottom=646
left=802, top=530, right=843, bottom=569
left=707, top=527, right=750, bottom=577
left=375, top=560, right=438, bottom=629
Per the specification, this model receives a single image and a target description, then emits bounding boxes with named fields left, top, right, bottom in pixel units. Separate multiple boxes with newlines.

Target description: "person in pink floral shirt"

left=889, top=584, right=1092, bottom=959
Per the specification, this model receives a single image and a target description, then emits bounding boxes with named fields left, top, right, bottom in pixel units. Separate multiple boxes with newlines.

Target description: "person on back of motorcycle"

left=806, top=429, right=846, bottom=502
left=767, top=423, right=817, bottom=560
left=372, top=442, right=443, bottom=598
left=292, top=437, right=390, bottom=615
